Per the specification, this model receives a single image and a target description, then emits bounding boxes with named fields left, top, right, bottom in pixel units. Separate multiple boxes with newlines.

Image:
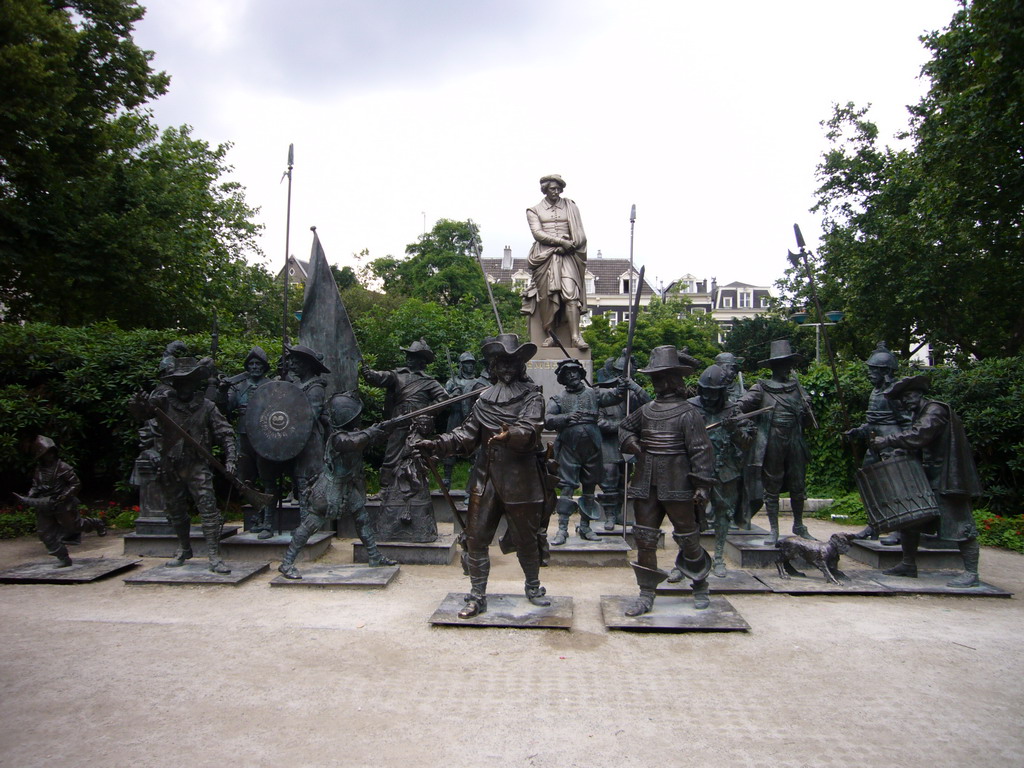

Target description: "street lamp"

left=790, top=309, right=844, bottom=362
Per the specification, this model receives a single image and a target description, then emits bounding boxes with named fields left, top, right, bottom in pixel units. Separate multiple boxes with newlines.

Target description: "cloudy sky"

left=133, top=0, right=959, bottom=293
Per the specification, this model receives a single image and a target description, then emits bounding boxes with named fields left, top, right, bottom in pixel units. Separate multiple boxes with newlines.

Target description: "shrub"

left=974, top=509, right=1024, bottom=554
left=0, top=506, right=36, bottom=539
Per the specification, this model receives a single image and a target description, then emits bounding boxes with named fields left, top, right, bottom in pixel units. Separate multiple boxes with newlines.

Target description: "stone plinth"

left=657, top=569, right=771, bottom=594
left=353, top=534, right=458, bottom=565
left=545, top=536, right=631, bottom=567
left=755, top=570, right=895, bottom=595
left=527, top=344, right=591, bottom=401
left=219, top=531, right=332, bottom=562
left=847, top=539, right=966, bottom=570
left=242, top=503, right=300, bottom=534
left=123, top=525, right=239, bottom=558
left=596, top=525, right=664, bottom=549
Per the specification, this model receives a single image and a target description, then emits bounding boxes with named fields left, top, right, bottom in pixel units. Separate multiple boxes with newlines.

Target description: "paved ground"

left=0, top=517, right=1021, bottom=768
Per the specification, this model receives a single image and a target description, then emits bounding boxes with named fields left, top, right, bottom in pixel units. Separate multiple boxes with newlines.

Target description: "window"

left=760, top=296, right=770, bottom=308
left=739, top=292, right=752, bottom=308
left=289, top=267, right=295, bottom=276
left=608, top=314, right=619, bottom=328
left=621, top=279, right=631, bottom=295
left=621, top=312, right=630, bottom=324
left=722, top=296, right=733, bottom=308
left=585, top=273, right=596, bottom=294
left=691, top=307, right=706, bottom=315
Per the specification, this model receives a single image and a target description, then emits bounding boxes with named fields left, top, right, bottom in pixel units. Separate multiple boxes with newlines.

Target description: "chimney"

left=501, top=245, right=512, bottom=271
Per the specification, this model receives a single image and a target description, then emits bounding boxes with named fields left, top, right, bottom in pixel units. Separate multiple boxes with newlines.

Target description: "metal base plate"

left=601, top=595, right=750, bottom=632
left=871, top=570, right=1012, bottom=597
left=847, top=539, right=966, bottom=570
left=754, top=570, right=895, bottom=595
left=657, top=568, right=772, bottom=594
left=124, top=561, right=269, bottom=585
left=428, top=592, right=573, bottom=628
left=219, top=531, right=333, bottom=562
left=0, top=557, right=140, bottom=584
left=353, top=534, right=458, bottom=565
left=270, top=564, right=399, bottom=588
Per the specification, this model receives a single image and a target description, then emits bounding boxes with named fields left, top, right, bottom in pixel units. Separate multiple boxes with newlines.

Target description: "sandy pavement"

left=0, top=517, right=1021, bottom=768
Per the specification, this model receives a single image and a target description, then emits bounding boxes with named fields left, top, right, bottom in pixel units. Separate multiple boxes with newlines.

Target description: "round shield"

left=243, top=380, right=315, bottom=462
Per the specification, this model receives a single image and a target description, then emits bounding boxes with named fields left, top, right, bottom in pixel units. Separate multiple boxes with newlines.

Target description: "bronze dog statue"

left=776, top=532, right=855, bottom=585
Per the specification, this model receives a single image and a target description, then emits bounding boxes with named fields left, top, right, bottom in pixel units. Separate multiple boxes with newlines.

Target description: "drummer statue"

left=869, top=375, right=983, bottom=588
left=844, top=342, right=911, bottom=542
left=736, top=340, right=816, bottom=545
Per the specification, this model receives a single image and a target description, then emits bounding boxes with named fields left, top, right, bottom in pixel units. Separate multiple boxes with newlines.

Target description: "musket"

left=705, top=405, right=773, bottom=431
left=788, top=223, right=849, bottom=432
left=444, top=346, right=456, bottom=384
left=467, top=219, right=504, bottom=334
left=378, top=387, right=482, bottom=432
left=150, top=406, right=275, bottom=510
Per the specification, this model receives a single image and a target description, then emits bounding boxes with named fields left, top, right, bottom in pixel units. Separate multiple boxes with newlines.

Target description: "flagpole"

left=282, top=143, right=294, bottom=350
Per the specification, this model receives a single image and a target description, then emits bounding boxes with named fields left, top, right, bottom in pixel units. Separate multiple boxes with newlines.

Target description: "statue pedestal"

left=724, top=536, right=787, bottom=568
left=526, top=344, right=591, bottom=400
left=596, top=525, right=664, bottom=549
left=123, top=525, right=239, bottom=558
left=600, top=595, right=750, bottom=632
left=269, top=564, right=399, bottom=589
left=0, top=557, right=140, bottom=584
left=429, top=592, right=573, bottom=628
left=219, top=530, right=333, bottom=562
left=545, top=536, right=630, bottom=567
left=846, top=539, right=966, bottom=570
left=352, top=534, right=458, bottom=565
left=124, top=561, right=268, bottom=586
left=656, top=569, right=771, bottom=595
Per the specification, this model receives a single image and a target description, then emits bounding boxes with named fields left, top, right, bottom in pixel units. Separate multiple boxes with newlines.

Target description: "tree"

left=367, top=219, right=522, bottom=330
left=583, top=296, right=721, bottom=372
left=779, top=1, right=1024, bottom=362
left=0, top=1, right=271, bottom=337
left=723, top=315, right=816, bottom=373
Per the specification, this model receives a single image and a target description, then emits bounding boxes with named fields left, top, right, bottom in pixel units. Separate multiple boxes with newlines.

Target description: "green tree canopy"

left=723, top=315, right=816, bottom=373
left=778, top=0, right=1024, bottom=362
left=366, top=219, right=522, bottom=330
left=0, top=0, right=273, bottom=337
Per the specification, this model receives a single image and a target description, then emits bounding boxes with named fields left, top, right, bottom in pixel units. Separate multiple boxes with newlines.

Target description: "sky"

left=132, top=0, right=960, bottom=294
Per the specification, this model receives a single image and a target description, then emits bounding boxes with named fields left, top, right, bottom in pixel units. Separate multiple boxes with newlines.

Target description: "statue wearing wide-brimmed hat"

left=866, top=375, right=983, bottom=587
left=736, top=339, right=816, bottom=546
left=618, top=345, right=716, bottom=614
left=147, top=356, right=239, bottom=573
left=362, top=338, right=449, bottom=492
left=414, top=333, right=553, bottom=619
left=521, top=174, right=589, bottom=349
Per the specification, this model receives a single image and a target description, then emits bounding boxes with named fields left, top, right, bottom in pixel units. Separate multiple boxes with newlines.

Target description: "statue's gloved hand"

left=412, top=438, right=439, bottom=457
left=224, top=459, right=237, bottom=476
left=693, top=487, right=709, bottom=507
left=365, top=424, right=387, bottom=443
left=869, top=435, right=888, bottom=452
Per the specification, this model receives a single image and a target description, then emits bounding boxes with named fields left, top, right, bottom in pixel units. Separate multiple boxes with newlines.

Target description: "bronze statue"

left=596, top=350, right=651, bottom=530
left=415, top=334, right=551, bottom=619
left=278, top=391, right=397, bottom=578
left=361, top=338, right=448, bottom=491
left=521, top=174, right=589, bottom=349
left=844, top=343, right=911, bottom=542
left=224, top=346, right=278, bottom=538
left=147, top=357, right=238, bottom=573
left=619, top=346, right=715, bottom=614
left=545, top=358, right=625, bottom=543
left=376, top=414, right=439, bottom=543
left=442, top=351, right=488, bottom=488
left=714, top=351, right=746, bottom=402
left=736, top=340, right=816, bottom=546
left=13, top=436, right=105, bottom=568
left=684, top=364, right=755, bottom=578
left=870, top=376, right=983, bottom=588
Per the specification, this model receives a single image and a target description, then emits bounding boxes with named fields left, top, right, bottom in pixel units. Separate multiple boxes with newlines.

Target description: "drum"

left=855, top=456, right=939, bottom=533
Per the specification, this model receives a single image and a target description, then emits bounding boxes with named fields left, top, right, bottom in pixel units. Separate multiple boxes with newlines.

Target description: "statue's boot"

left=575, top=494, right=601, bottom=540
left=166, top=521, right=193, bottom=567
left=599, top=492, right=622, bottom=531
left=712, top=511, right=729, bottom=577
left=203, top=525, right=231, bottom=574
left=852, top=524, right=877, bottom=541
left=680, top=549, right=713, bottom=610
left=692, top=578, right=711, bottom=610
left=565, top=305, right=589, bottom=350
left=459, top=552, right=490, bottom=618
left=278, top=513, right=322, bottom=579
left=550, top=496, right=574, bottom=546
left=763, top=499, right=780, bottom=547
left=948, top=538, right=981, bottom=588
left=625, top=561, right=669, bottom=616
left=882, top=530, right=919, bottom=577
left=518, top=547, right=550, bottom=607
left=81, top=517, right=107, bottom=537
left=256, top=505, right=274, bottom=539
left=880, top=530, right=902, bottom=546
left=356, top=508, right=397, bottom=567
left=53, top=544, right=73, bottom=568
left=791, top=497, right=817, bottom=540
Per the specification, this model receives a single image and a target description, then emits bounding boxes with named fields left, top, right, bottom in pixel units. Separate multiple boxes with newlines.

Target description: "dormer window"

left=722, top=296, right=733, bottom=308
left=585, top=271, right=596, bottom=294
